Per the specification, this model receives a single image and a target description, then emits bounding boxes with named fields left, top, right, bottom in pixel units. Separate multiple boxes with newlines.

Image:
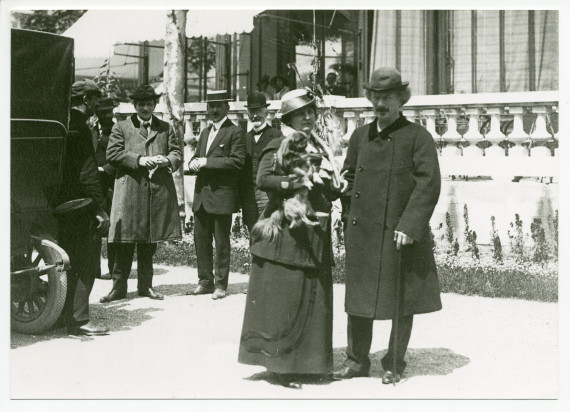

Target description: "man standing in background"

left=187, top=91, right=245, bottom=300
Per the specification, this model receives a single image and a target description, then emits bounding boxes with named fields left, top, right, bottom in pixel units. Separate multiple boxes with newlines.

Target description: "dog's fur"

left=251, top=132, right=323, bottom=243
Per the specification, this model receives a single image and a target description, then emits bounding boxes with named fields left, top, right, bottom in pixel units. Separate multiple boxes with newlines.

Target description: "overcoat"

left=342, top=115, right=442, bottom=320
left=189, top=119, right=245, bottom=214
left=107, top=114, right=182, bottom=243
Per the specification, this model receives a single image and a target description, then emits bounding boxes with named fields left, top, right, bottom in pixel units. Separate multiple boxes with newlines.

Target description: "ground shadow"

left=10, top=304, right=162, bottom=349
left=244, top=371, right=334, bottom=389
left=332, top=347, right=470, bottom=380
left=150, top=281, right=249, bottom=297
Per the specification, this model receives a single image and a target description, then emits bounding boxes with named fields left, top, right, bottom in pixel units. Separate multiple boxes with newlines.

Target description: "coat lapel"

left=199, top=127, right=211, bottom=157
left=145, top=115, right=160, bottom=144
left=206, top=119, right=231, bottom=156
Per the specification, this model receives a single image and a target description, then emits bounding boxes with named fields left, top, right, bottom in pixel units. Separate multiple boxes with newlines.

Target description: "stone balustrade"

left=116, top=90, right=558, bottom=179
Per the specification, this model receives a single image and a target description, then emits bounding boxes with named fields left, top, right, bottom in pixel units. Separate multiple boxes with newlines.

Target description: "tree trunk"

left=164, top=10, right=187, bottom=229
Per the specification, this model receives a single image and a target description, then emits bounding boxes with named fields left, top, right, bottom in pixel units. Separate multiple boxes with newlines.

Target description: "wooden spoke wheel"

left=11, top=237, right=68, bottom=334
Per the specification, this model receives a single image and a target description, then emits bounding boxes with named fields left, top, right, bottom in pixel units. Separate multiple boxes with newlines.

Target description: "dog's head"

left=277, top=131, right=322, bottom=175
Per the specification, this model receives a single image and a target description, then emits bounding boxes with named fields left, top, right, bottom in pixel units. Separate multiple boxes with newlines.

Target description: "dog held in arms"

left=252, top=131, right=338, bottom=243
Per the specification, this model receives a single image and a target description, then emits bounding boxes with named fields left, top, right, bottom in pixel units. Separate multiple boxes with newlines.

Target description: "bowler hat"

left=130, top=84, right=161, bottom=101
left=245, top=92, right=269, bottom=109
left=71, top=79, right=101, bottom=98
left=277, top=88, right=316, bottom=118
left=202, top=90, right=233, bottom=103
left=362, top=67, right=409, bottom=92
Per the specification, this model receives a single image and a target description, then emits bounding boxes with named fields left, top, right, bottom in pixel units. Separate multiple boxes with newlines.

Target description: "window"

left=369, top=10, right=558, bottom=95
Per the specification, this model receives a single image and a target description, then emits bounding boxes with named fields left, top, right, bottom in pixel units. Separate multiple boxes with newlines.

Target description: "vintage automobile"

left=10, top=28, right=77, bottom=334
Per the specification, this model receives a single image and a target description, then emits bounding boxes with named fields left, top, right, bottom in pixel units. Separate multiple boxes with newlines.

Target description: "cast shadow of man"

left=244, top=347, right=470, bottom=388
left=334, top=347, right=471, bottom=380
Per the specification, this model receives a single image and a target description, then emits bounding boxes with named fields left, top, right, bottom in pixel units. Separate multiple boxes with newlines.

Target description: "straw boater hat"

left=277, top=89, right=316, bottom=119
left=362, top=67, right=409, bottom=92
left=202, top=90, right=233, bottom=103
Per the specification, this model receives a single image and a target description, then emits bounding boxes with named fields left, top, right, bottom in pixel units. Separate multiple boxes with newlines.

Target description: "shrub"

left=508, top=213, right=526, bottom=263
left=490, top=216, right=503, bottom=263
left=530, top=218, right=549, bottom=263
left=445, top=212, right=456, bottom=255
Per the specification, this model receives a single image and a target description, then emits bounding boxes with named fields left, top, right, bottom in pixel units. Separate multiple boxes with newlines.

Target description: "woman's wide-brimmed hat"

left=277, top=88, right=316, bottom=118
left=245, top=92, right=270, bottom=109
left=202, top=90, right=233, bottom=103
left=129, top=84, right=162, bottom=101
left=362, top=67, right=409, bottom=92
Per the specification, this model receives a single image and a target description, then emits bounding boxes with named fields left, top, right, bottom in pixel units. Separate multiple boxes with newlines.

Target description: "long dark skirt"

left=238, top=256, right=333, bottom=375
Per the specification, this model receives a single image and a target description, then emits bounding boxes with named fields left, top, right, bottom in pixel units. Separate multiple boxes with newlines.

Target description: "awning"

left=63, top=9, right=261, bottom=59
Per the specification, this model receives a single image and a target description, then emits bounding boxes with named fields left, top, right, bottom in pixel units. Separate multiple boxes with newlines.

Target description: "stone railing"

left=116, top=90, right=558, bottom=179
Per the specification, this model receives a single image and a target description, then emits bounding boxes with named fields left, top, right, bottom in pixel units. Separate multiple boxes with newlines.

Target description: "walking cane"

left=391, top=247, right=403, bottom=386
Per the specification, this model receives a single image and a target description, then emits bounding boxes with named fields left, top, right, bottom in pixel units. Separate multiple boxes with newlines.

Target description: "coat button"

left=352, top=218, right=357, bottom=225
left=354, top=192, right=360, bottom=198
left=357, top=166, right=364, bottom=171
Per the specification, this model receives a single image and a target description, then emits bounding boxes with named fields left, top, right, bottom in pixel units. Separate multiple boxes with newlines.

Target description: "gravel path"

left=10, top=262, right=558, bottom=399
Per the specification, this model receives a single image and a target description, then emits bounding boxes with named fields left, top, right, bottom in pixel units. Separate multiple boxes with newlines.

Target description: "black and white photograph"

left=1, top=0, right=568, bottom=409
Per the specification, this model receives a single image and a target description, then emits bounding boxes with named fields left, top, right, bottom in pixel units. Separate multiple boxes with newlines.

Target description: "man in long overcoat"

left=333, top=67, right=442, bottom=384
left=99, top=85, right=182, bottom=303
left=187, top=90, right=246, bottom=300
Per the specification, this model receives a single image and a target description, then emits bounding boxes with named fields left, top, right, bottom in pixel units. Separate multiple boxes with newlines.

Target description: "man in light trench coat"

left=333, top=67, right=442, bottom=384
left=99, top=85, right=182, bottom=303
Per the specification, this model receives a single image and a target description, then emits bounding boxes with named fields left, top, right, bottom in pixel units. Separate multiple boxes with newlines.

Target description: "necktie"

left=141, top=121, right=150, bottom=138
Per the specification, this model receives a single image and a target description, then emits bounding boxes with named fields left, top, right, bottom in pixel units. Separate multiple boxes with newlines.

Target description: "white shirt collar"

left=211, top=116, right=227, bottom=130
left=251, top=122, right=270, bottom=133
left=138, top=116, right=152, bottom=126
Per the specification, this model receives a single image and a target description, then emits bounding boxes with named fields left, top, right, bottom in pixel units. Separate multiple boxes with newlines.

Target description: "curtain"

left=504, top=11, right=529, bottom=91
left=476, top=11, right=501, bottom=93
left=452, top=11, right=472, bottom=94
left=370, top=10, right=426, bottom=95
left=535, top=10, right=558, bottom=90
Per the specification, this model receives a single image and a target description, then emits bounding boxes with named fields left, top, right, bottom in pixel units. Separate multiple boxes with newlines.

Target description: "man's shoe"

left=381, top=370, right=401, bottom=384
left=331, top=367, right=369, bottom=380
left=186, top=285, right=215, bottom=295
left=68, top=322, right=109, bottom=336
left=138, top=288, right=164, bottom=300
left=211, top=289, right=227, bottom=300
left=99, top=290, right=126, bottom=303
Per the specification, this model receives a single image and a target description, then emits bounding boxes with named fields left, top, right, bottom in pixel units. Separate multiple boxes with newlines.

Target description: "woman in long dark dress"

left=238, top=89, right=346, bottom=388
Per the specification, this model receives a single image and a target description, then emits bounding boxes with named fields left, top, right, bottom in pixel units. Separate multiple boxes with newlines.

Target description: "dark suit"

left=58, top=108, right=107, bottom=327
left=190, top=118, right=245, bottom=290
left=239, top=124, right=281, bottom=231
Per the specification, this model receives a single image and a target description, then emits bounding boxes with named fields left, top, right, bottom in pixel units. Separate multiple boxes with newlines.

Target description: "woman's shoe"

left=274, top=373, right=302, bottom=389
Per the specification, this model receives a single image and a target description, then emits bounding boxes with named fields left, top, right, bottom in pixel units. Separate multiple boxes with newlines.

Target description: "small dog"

left=251, top=131, right=326, bottom=243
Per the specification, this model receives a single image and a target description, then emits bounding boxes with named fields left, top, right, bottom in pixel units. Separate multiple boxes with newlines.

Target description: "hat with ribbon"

left=245, top=92, right=270, bottom=109
left=277, top=88, right=316, bottom=118
left=202, top=90, right=233, bottom=103
left=362, top=67, right=409, bottom=92
left=71, top=79, right=102, bottom=98
left=129, top=84, right=162, bottom=101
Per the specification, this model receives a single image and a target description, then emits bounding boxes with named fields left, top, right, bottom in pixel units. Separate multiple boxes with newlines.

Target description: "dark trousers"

left=345, top=314, right=414, bottom=374
left=59, top=217, right=101, bottom=326
left=109, top=243, right=157, bottom=293
left=193, top=207, right=232, bottom=290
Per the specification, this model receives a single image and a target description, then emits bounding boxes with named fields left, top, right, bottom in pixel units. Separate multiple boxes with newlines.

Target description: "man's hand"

left=95, top=209, right=110, bottom=233
left=138, top=156, right=157, bottom=169
left=154, top=155, right=170, bottom=168
left=394, top=230, right=414, bottom=250
left=188, top=158, right=205, bottom=172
